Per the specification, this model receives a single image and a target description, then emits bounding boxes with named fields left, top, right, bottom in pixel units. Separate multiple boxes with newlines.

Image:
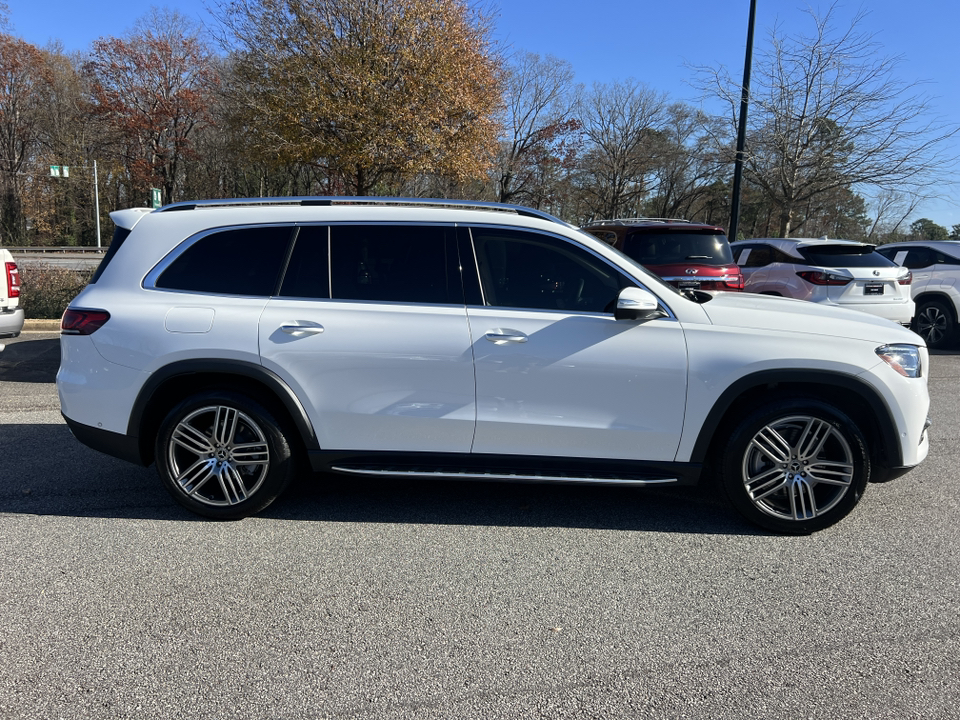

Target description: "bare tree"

left=696, top=2, right=958, bottom=237
left=575, top=79, right=666, bottom=220
left=495, top=52, right=579, bottom=206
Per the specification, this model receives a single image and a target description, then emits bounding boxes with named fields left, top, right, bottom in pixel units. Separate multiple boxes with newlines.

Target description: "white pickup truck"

left=0, top=248, right=24, bottom=347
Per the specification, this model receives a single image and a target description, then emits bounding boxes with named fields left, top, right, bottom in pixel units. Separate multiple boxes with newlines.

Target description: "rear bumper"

left=0, top=307, right=24, bottom=338
left=62, top=415, right=147, bottom=466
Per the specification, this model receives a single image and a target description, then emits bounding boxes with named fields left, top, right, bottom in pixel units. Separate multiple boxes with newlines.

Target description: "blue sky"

left=7, top=0, right=960, bottom=229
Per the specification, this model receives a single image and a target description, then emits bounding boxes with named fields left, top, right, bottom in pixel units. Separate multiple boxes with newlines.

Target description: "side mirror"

left=614, top=286, right=667, bottom=321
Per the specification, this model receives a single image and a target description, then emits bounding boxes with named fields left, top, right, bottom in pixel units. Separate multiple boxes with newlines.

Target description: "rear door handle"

left=484, top=329, right=528, bottom=344
left=280, top=323, right=324, bottom=335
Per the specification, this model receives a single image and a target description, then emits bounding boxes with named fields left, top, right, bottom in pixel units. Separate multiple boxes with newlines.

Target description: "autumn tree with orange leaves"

left=85, top=9, right=218, bottom=206
left=220, top=0, right=502, bottom=196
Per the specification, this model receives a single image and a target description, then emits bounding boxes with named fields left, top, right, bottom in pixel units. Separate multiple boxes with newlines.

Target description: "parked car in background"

left=581, top=219, right=743, bottom=292
left=730, top=238, right=914, bottom=325
left=876, top=241, right=960, bottom=348
left=57, top=198, right=930, bottom=534
left=0, top=248, right=24, bottom=346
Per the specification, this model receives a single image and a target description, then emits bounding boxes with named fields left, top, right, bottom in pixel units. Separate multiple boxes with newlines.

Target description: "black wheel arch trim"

left=914, top=291, right=958, bottom=318
left=128, top=359, right=320, bottom=453
left=690, top=369, right=902, bottom=467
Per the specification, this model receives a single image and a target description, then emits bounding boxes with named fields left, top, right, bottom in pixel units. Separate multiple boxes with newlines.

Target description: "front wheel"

left=155, top=391, right=295, bottom=519
left=719, top=399, right=870, bottom=534
left=914, top=299, right=956, bottom=349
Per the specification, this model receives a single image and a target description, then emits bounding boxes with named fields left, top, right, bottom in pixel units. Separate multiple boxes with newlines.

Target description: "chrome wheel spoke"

left=796, top=418, right=831, bottom=461
left=172, top=422, right=215, bottom=457
left=750, top=426, right=792, bottom=464
left=788, top=477, right=817, bottom=520
left=745, top=465, right=787, bottom=497
left=217, top=464, right=248, bottom=505
left=176, top=457, right=217, bottom=495
left=231, top=441, right=270, bottom=464
left=806, top=460, right=854, bottom=486
left=214, top=406, right=240, bottom=446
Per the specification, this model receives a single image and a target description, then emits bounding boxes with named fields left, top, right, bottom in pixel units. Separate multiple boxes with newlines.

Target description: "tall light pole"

left=728, top=0, right=757, bottom=243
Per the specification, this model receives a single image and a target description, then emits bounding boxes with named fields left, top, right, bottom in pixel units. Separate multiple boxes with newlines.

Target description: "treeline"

left=0, top=1, right=955, bottom=247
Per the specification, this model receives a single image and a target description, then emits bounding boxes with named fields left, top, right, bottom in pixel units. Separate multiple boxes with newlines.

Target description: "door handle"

left=484, top=329, right=527, bottom=344
left=280, top=323, right=324, bottom=335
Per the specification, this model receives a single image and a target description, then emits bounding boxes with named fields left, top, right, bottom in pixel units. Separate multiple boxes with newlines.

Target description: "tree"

left=495, top=52, right=579, bottom=207
left=86, top=9, right=218, bottom=205
left=0, top=31, right=50, bottom=243
left=575, top=79, right=666, bottom=220
left=909, top=218, right=949, bottom=241
left=951, top=224, right=960, bottom=240
left=697, top=3, right=958, bottom=237
left=219, top=0, right=502, bottom=196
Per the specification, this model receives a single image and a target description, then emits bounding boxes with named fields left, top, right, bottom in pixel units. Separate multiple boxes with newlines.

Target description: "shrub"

left=18, top=263, right=96, bottom=319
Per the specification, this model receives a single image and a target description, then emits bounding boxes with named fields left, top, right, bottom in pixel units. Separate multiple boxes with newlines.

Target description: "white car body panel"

left=466, top=306, right=688, bottom=461
left=259, top=299, right=477, bottom=452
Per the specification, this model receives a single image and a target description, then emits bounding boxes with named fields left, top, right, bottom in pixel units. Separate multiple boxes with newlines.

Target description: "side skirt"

left=308, top=451, right=702, bottom=487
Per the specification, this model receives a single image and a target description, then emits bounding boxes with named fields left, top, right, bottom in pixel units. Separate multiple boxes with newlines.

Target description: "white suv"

left=730, top=238, right=914, bottom=325
left=57, top=198, right=931, bottom=533
left=876, top=241, right=960, bottom=349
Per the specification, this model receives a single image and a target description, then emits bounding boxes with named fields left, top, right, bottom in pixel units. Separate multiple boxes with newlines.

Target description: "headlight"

left=876, top=344, right=922, bottom=378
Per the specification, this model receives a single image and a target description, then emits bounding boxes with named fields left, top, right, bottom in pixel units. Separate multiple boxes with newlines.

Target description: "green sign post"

left=151, top=188, right=162, bottom=209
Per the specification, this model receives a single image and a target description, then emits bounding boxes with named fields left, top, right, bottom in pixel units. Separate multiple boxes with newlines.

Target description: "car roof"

left=877, top=240, right=960, bottom=252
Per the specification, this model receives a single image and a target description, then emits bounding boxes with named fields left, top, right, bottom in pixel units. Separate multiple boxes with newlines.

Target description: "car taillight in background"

left=61, top=308, right=111, bottom=335
left=797, top=270, right=851, bottom=286
left=898, top=271, right=912, bottom=285
left=724, top=270, right=745, bottom=290
left=4, top=261, right=19, bottom=298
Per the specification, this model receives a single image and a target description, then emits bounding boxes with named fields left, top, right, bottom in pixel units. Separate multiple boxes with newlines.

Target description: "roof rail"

left=588, top=217, right=693, bottom=226
left=156, top=196, right=573, bottom=228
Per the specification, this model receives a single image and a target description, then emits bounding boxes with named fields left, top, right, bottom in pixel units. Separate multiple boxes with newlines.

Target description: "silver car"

left=730, top=237, right=914, bottom=325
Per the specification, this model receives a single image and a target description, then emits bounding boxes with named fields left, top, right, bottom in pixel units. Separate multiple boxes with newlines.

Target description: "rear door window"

left=329, top=224, right=459, bottom=305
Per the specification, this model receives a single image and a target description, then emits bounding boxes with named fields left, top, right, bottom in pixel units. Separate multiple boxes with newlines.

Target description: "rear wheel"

left=914, top=299, right=956, bottom=349
left=155, top=391, right=295, bottom=519
left=719, top=399, right=870, bottom=534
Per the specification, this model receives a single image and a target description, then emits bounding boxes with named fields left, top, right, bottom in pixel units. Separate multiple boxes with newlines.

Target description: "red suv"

left=581, top=219, right=744, bottom=292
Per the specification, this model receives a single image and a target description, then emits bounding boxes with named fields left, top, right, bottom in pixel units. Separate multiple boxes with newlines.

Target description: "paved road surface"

left=1, top=331, right=958, bottom=719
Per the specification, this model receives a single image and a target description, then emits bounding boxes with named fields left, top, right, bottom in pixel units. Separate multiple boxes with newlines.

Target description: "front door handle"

left=484, top=329, right=528, bottom=344
left=280, top=323, right=324, bottom=335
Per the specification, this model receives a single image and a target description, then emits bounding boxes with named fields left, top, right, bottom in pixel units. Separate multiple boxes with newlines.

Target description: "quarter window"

left=470, top=228, right=629, bottom=313
left=156, top=226, right=293, bottom=296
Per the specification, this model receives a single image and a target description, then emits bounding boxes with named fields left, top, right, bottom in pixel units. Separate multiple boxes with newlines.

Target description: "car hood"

left=694, top=290, right=922, bottom=345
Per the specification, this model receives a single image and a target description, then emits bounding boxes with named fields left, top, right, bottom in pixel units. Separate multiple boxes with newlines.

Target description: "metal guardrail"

left=7, top=247, right=105, bottom=254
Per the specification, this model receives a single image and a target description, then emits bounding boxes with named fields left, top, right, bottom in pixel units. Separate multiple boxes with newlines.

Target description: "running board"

left=329, top=465, right=678, bottom=486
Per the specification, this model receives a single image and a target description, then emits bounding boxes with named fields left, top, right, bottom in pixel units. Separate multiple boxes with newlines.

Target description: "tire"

left=155, top=391, right=295, bottom=519
left=914, top=299, right=956, bottom=349
left=719, top=399, right=870, bottom=534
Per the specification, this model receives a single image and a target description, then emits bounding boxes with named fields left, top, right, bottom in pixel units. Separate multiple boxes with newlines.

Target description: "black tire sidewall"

left=719, top=398, right=870, bottom=534
left=155, top=391, right=295, bottom=519
left=916, top=299, right=956, bottom=349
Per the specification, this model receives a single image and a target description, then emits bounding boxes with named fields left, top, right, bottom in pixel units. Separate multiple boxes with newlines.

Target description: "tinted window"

left=279, top=226, right=330, bottom=299
left=157, top=226, right=293, bottom=296
left=798, top=245, right=896, bottom=268
left=90, top=226, right=131, bottom=284
left=330, top=225, right=456, bottom=304
left=471, top=228, right=629, bottom=313
left=622, top=232, right=734, bottom=266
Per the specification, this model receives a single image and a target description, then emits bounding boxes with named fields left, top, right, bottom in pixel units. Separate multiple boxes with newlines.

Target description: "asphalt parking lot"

left=1, top=331, right=958, bottom=719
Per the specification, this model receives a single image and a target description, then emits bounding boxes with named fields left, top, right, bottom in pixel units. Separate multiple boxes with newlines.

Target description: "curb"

left=22, top=319, right=63, bottom=331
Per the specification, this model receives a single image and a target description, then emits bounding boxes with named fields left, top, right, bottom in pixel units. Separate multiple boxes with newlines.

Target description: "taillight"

left=61, top=308, right=111, bottom=335
left=4, top=261, right=19, bottom=298
left=899, top=271, right=912, bottom=285
left=797, top=271, right=851, bottom=286
left=724, top=271, right=745, bottom=290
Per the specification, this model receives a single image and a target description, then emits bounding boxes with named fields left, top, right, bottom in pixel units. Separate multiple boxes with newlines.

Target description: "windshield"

left=798, top=244, right=896, bottom=268
left=622, top=232, right=734, bottom=266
